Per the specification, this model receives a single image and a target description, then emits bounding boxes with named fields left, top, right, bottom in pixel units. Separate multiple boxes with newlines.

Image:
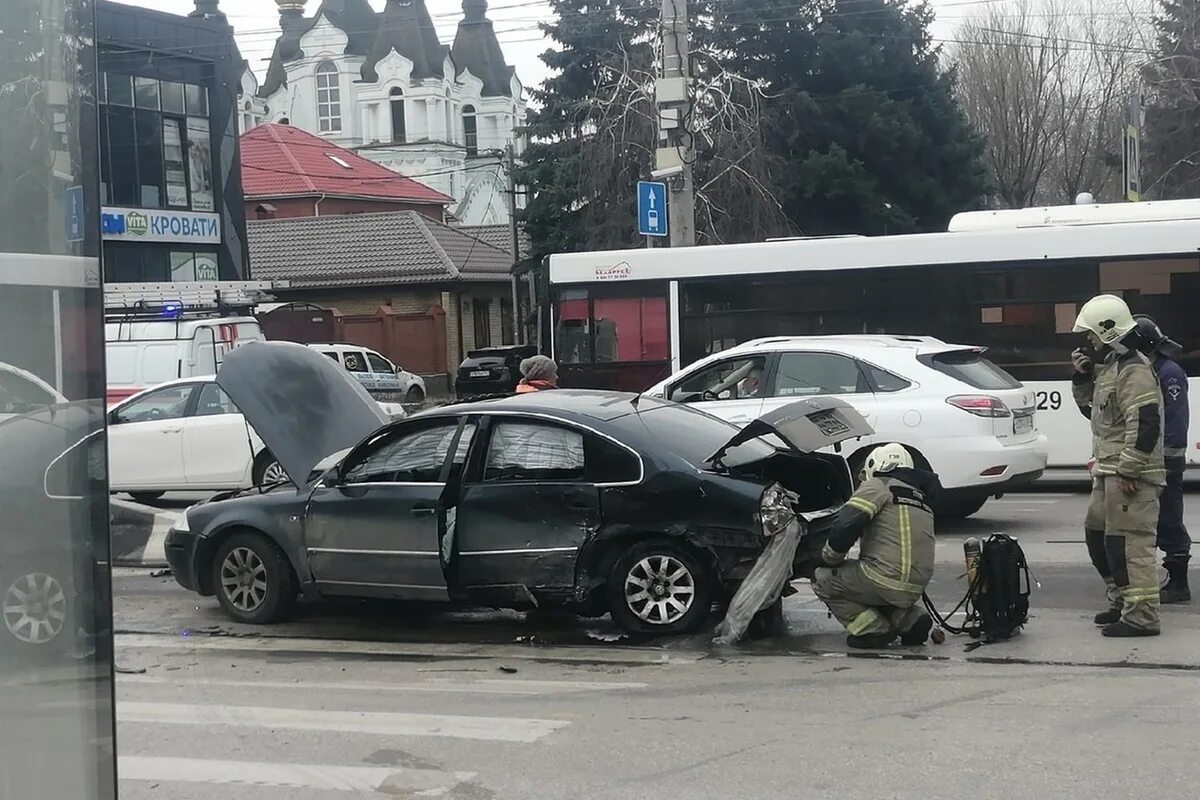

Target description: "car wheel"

left=128, top=492, right=165, bottom=504
left=2, top=566, right=71, bottom=653
left=405, top=386, right=425, bottom=405
left=935, top=492, right=988, bottom=521
left=253, top=453, right=287, bottom=486
left=607, top=540, right=714, bottom=636
left=212, top=532, right=297, bottom=624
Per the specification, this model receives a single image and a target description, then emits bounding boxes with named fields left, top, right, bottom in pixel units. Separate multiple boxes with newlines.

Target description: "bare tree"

left=564, top=35, right=791, bottom=248
left=953, top=0, right=1147, bottom=207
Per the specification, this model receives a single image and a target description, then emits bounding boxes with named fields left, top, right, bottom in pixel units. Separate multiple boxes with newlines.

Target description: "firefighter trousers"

left=1085, top=476, right=1163, bottom=632
left=813, top=561, right=924, bottom=637
left=1157, top=457, right=1190, bottom=557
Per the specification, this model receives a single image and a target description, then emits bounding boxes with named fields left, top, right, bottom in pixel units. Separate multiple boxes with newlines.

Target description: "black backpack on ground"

left=925, top=533, right=1032, bottom=645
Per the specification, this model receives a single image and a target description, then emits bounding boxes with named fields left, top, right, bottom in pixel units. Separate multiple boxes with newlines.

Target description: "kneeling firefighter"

left=813, top=443, right=939, bottom=648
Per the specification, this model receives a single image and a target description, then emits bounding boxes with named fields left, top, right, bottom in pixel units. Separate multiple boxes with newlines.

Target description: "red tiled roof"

left=240, top=123, right=452, bottom=205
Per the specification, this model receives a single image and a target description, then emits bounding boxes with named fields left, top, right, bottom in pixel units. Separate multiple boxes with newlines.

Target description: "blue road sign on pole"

left=64, top=185, right=85, bottom=243
left=637, top=181, right=668, bottom=237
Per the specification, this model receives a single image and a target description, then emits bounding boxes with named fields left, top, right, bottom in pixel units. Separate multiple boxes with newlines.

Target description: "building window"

left=316, top=61, right=341, bottom=133
left=501, top=295, right=514, bottom=344
left=463, top=104, right=478, bottom=156
left=390, top=87, right=406, bottom=143
left=473, top=298, right=492, bottom=348
left=100, top=73, right=209, bottom=211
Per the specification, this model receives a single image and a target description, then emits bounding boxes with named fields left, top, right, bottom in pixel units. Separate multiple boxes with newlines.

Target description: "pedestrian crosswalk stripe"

left=118, top=701, right=570, bottom=743
left=118, top=674, right=648, bottom=695
left=119, top=756, right=474, bottom=793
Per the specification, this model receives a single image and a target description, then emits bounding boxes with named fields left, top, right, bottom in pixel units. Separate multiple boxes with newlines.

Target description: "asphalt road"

left=95, top=488, right=1200, bottom=799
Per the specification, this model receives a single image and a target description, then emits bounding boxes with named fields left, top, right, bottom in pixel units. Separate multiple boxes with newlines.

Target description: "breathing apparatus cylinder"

left=964, top=537, right=983, bottom=592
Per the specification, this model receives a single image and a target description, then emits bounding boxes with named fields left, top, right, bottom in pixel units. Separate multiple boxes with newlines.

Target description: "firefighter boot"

left=900, top=613, right=934, bottom=646
left=846, top=632, right=897, bottom=649
left=1160, top=555, right=1191, bottom=604
left=1094, top=579, right=1122, bottom=625
left=1101, top=620, right=1161, bottom=638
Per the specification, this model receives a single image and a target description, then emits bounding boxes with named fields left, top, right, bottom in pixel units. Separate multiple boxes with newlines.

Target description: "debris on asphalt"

left=498, top=665, right=519, bottom=674
left=115, top=665, right=147, bottom=675
left=149, top=568, right=172, bottom=578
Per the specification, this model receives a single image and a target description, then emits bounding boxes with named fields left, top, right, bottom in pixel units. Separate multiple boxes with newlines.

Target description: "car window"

left=485, top=422, right=585, bottom=482
left=342, top=351, right=368, bottom=373
left=344, top=422, right=473, bottom=484
left=114, top=384, right=195, bottom=424
left=920, top=350, right=1021, bottom=390
left=322, top=351, right=340, bottom=362
left=193, top=383, right=238, bottom=417
left=0, top=369, right=56, bottom=415
left=669, top=356, right=767, bottom=402
left=862, top=362, right=912, bottom=392
left=366, top=353, right=393, bottom=374
left=586, top=435, right=640, bottom=484
left=772, top=352, right=868, bottom=396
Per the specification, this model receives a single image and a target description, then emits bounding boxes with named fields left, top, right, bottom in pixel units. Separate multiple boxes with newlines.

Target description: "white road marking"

left=119, top=756, right=474, bottom=793
left=118, top=674, right=648, bottom=695
left=989, top=498, right=1065, bottom=505
left=115, top=632, right=701, bottom=665
left=118, top=701, right=569, bottom=743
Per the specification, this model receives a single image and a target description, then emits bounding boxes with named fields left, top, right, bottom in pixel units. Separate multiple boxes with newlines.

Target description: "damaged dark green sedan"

left=166, top=342, right=872, bottom=636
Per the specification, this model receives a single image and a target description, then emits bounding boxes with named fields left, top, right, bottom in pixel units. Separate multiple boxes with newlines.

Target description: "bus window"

left=555, top=290, right=591, bottom=364
left=593, top=296, right=668, bottom=363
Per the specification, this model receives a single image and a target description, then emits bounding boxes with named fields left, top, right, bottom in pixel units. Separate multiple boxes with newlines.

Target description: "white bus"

left=546, top=199, right=1200, bottom=470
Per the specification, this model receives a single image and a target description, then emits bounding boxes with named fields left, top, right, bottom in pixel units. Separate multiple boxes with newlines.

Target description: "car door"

left=302, top=417, right=475, bottom=601
left=366, top=352, right=403, bottom=394
left=450, top=417, right=604, bottom=593
left=665, top=353, right=773, bottom=426
left=181, top=382, right=256, bottom=488
left=766, top=351, right=879, bottom=431
left=107, top=383, right=197, bottom=490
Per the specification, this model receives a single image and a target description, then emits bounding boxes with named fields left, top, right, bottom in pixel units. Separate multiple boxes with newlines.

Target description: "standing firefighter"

left=813, top=443, right=939, bottom=648
left=1132, top=315, right=1191, bottom=603
left=1072, top=295, right=1166, bottom=637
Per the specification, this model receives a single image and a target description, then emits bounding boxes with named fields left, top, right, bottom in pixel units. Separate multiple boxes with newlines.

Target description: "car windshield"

left=613, top=403, right=778, bottom=467
left=0, top=369, right=55, bottom=415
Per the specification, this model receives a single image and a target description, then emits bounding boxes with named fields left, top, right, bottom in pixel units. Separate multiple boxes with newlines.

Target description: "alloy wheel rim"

left=220, top=547, right=268, bottom=612
left=262, top=461, right=287, bottom=484
left=3, top=572, right=67, bottom=644
left=624, top=555, right=696, bottom=625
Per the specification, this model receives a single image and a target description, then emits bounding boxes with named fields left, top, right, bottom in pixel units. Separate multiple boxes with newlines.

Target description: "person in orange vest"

left=516, top=355, right=559, bottom=393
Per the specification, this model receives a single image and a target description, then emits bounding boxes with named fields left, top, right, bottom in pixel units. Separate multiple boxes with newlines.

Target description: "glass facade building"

left=0, top=0, right=118, bottom=798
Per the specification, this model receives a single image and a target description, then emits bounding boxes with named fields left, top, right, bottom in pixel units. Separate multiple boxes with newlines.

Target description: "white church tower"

left=254, top=0, right=526, bottom=226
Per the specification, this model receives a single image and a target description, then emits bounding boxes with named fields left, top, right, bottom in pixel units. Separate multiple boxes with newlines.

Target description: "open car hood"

left=707, top=397, right=873, bottom=465
left=217, top=341, right=389, bottom=487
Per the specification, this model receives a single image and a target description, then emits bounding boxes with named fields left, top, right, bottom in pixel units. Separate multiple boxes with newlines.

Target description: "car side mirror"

left=107, top=409, right=121, bottom=425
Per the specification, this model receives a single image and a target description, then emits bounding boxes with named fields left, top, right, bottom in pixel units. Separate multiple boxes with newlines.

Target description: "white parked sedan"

left=644, top=335, right=1050, bottom=519
left=107, top=375, right=405, bottom=502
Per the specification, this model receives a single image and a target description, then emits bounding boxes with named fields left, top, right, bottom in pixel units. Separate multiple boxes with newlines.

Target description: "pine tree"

left=712, top=0, right=988, bottom=234
left=518, top=0, right=658, bottom=262
left=1143, top=0, right=1200, bottom=199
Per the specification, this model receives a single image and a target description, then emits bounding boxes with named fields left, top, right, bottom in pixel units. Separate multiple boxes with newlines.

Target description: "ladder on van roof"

left=104, top=281, right=287, bottom=319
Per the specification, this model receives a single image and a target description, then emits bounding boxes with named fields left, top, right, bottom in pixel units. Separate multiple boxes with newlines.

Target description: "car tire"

left=128, top=492, right=165, bottom=504
left=607, top=539, right=714, bottom=636
left=935, top=492, right=988, bottom=521
left=212, top=532, right=297, bottom=624
left=405, top=386, right=425, bottom=405
left=252, top=452, right=287, bottom=486
left=1, top=561, right=73, bottom=656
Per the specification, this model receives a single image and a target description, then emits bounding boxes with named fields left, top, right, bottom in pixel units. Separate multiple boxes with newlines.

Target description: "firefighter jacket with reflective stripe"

left=1154, top=356, right=1189, bottom=459
left=821, top=471, right=936, bottom=602
left=1072, top=349, right=1166, bottom=486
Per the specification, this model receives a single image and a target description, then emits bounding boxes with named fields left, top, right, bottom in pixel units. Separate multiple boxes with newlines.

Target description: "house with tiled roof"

left=247, top=0, right=527, bottom=227
left=241, top=122, right=451, bottom=221
left=249, top=209, right=523, bottom=392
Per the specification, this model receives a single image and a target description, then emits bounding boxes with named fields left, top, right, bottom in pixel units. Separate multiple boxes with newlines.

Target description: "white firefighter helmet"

left=1073, top=294, right=1136, bottom=345
left=862, top=443, right=914, bottom=481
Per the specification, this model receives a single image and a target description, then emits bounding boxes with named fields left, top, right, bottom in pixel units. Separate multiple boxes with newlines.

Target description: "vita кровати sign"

left=100, top=207, right=221, bottom=244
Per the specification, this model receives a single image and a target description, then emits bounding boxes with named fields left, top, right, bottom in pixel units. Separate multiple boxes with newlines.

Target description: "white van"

left=105, top=316, right=265, bottom=406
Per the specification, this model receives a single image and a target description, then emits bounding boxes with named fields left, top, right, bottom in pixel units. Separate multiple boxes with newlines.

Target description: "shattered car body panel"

left=167, top=388, right=871, bottom=635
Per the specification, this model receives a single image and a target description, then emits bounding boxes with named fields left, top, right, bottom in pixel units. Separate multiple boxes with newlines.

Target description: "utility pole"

left=505, top=144, right=524, bottom=343
left=657, top=0, right=695, bottom=247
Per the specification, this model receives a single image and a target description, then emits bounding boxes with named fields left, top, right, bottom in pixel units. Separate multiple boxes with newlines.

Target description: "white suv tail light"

left=946, top=395, right=1011, bottom=418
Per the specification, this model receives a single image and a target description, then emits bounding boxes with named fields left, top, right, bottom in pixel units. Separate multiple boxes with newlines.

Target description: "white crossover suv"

left=645, top=335, right=1049, bottom=519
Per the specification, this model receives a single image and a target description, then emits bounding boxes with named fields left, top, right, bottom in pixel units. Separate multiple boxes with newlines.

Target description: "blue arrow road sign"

left=637, top=181, right=668, bottom=237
